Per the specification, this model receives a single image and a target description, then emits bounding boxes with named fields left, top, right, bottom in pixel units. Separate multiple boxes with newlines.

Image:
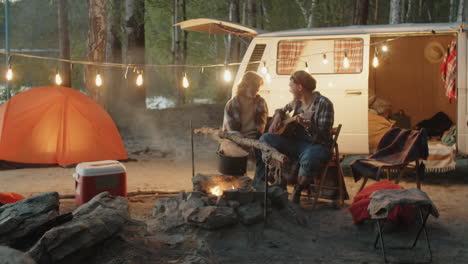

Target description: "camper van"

left=178, top=19, right=467, bottom=156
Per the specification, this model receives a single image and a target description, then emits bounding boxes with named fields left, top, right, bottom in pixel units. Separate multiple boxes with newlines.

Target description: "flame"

left=210, top=186, right=223, bottom=197
left=231, top=185, right=235, bottom=189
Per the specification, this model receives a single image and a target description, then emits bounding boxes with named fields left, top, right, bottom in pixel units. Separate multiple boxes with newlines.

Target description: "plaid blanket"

left=351, top=128, right=428, bottom=182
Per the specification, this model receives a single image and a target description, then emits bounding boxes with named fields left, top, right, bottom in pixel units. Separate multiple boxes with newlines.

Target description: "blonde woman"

left=222, top=71, right=268, bottom=139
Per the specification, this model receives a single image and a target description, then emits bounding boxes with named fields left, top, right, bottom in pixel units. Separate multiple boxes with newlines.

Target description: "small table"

left=368, top=189, right=439, bottom=263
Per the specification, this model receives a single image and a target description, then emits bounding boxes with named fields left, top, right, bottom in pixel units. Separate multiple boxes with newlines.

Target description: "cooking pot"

left=217, top=151, right=247, bottom=176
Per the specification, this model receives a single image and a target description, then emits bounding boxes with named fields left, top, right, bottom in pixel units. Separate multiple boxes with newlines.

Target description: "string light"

left=372, top=56, right=379, bottom=68
left=343, top=52, right=350, bottom=68
left=136, top=71, right=143, bottom=86
left=322, top=54, right=328, bottom=64
left=55, top=70, right=63, bottom=85
left=372, top=48, right=379, bottom=68
left=6, top=67, right=13, bottom=81
left=265, top=73, right=272, bottom=83
left=182, top=72, right=189, bottom=88
left=382, top=41, right=388, bottom=52
left=304, top=61, right=310, bottom=73
left=260, top=61, right=267, bottom=74
left=223, top=68, right=232, bottom=82
left=95, top=72, right=103, bottom=87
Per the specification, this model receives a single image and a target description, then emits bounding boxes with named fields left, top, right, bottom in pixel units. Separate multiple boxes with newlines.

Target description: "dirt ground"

left=1, top=105, right=468, bottom=263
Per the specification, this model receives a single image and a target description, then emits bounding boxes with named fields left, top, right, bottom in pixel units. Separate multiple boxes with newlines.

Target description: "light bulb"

left=322, top=54, right=328, bottom=64
left=223, top=69, right=232, bottom=82
left=136, top=73, right=143, bottom=86
left=265, top=73, right=272, bottom=83
left=55, top=73, right=63, bottom=85
left=382, top=45, right=388, bottom=52
left=261, top=63, right=267, bottom=74
left=372, top=56, right=379, bottom=68
left=6, top=68, right=13, bottom=81
left=95, top=73, right=103, bottom=87
left=182, top=74, right=189, bottom=88
left=343, top=57, right=350, bottom=68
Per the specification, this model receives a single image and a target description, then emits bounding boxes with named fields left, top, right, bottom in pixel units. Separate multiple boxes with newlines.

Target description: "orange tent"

left=0, top=86, right=128, bottom=166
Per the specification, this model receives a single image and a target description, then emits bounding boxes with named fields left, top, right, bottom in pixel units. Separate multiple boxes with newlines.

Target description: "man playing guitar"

left=254, top=70, right=334, bottom=204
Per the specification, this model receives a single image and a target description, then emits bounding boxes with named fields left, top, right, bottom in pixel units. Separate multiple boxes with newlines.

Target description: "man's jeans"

left=254, top=133, right=331, bottom=182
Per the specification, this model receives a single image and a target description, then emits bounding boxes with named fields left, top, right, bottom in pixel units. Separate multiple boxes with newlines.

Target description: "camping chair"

left=306, top=124, right=347, bottom=208
left=351, top=128, right=429, bottom=195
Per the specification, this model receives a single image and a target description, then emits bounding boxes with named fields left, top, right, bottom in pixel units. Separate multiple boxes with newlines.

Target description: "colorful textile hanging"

left=277, top=40, right=306, bottom=75
left=440, top=40, right=457, bottom=102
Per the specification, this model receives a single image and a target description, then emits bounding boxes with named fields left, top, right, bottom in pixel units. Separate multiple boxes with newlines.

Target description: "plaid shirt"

left=223, top=95, right=268, bottom=138
left=281, top=92, right=334, bottom=146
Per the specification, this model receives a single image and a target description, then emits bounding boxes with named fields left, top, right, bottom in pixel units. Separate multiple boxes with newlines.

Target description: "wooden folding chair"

left=307, top=124, right=347, bottom=209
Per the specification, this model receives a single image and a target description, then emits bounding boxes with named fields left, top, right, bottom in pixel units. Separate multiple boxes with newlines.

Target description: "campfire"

left=210, top=186, right=223, bottom=197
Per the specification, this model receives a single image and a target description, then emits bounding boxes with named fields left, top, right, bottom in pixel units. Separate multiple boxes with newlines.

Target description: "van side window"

left=276, top=38, right=363, bottom=74
left=246, top=44, right=267, bottom=72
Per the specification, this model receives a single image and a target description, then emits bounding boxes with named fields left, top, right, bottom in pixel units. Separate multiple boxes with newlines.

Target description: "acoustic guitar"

left=268, top=112, right=300, bottom=136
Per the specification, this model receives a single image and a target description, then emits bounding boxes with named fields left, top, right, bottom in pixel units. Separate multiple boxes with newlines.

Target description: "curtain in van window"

left=334, top=39, right=363, bottom=73
left=277, top=41, right=306, bottom=75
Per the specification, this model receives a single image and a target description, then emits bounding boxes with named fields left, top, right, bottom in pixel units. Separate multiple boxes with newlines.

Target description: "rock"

left=180, top=193, right=207, bottom=221
left=0, top=246, right=36, bottom=264
left=215, top=197, right=227, bottom=207
left=152, top=195, right=184, bottom=217
left=27, top=192, right=129, bottom=264
left=237, top=202, right=264, bottom=225
left=237, top=176, right=254, bottom=191
left=186, top=206, right=237, bottom=229
left=0, top=192, right=59, bottom=247
left=227, top=200, right=240, bottom=209
left=192, top=174, right=216, bottom=192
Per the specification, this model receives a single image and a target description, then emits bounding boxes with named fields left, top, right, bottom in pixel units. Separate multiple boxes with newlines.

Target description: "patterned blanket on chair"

left=351, top=128, right=429, bottom=181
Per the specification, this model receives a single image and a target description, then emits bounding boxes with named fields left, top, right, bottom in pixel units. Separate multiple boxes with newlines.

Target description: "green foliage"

left=0, top=0, right=464, bottom=105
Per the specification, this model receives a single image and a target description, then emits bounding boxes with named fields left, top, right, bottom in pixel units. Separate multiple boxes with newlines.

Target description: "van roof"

left=258, top=23, right=465, bottom=38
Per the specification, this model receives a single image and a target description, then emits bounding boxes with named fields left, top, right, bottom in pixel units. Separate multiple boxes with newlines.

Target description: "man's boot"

left=292, top=184, right=306, bottom=204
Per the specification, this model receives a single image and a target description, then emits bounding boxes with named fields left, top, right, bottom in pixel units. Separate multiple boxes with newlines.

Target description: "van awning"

left=174, top=18, right=263, bottom=37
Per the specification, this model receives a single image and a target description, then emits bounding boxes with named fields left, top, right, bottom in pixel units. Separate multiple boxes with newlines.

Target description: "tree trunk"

left=450, top=0, right=455, bottom=22
left=418, top=0, right=423, bottom=21
left=229, top=0, right=241, bottom=62
left=172, top=0, right=184, bottom=105
left=406, top=0, right=413, bottom=22
left=389, top=0, right=401, bottom=24
left=457, top=0, right=465, bottom=22
left=247, top=0, right=257, bottom=28
left=464, top=0, right=468, bottom=22
left=239, top=0, right=248, bottom=60
left=58, top=0, right=71, bottom=88
left=400, top=0, right=406, bottom=22
left=374, top=0, right=379, bottom=23
left=124, top=0, right=146, bottom=110
left=295, top=0, right=317, bottom=28
left=106, top=0, right=123, bottom=113
left=353, top=0, right=369, bottom=25
left=85, top=0, right=107, bottom=106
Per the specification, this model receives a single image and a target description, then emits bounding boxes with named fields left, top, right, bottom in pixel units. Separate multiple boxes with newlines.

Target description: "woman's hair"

left=237, top=71, right=264, bottom=96
left=290, top=70, right=317, bottom=92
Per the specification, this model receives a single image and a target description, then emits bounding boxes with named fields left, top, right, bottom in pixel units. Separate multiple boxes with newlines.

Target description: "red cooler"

left=74, top=160, right=127, bottom=205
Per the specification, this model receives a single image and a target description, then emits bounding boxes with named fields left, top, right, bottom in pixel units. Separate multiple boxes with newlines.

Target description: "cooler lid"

left=76, top=160, right=126, bottom=177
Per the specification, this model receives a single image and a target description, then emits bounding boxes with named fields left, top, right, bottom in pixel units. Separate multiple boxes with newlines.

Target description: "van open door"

left=174, top=18, right=263, bottom=37
left=457, top=32, right=468, bottom=154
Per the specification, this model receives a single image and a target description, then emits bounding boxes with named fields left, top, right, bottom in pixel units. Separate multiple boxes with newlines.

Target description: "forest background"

left=0, top=0, right=466, bottom=114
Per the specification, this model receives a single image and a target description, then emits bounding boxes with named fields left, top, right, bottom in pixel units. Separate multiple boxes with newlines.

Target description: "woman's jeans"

left=254, top=133, right=331, bottom=182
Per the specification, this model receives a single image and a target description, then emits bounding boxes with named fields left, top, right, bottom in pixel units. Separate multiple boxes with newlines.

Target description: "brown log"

left=194, top=127, right=287, bottom=164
